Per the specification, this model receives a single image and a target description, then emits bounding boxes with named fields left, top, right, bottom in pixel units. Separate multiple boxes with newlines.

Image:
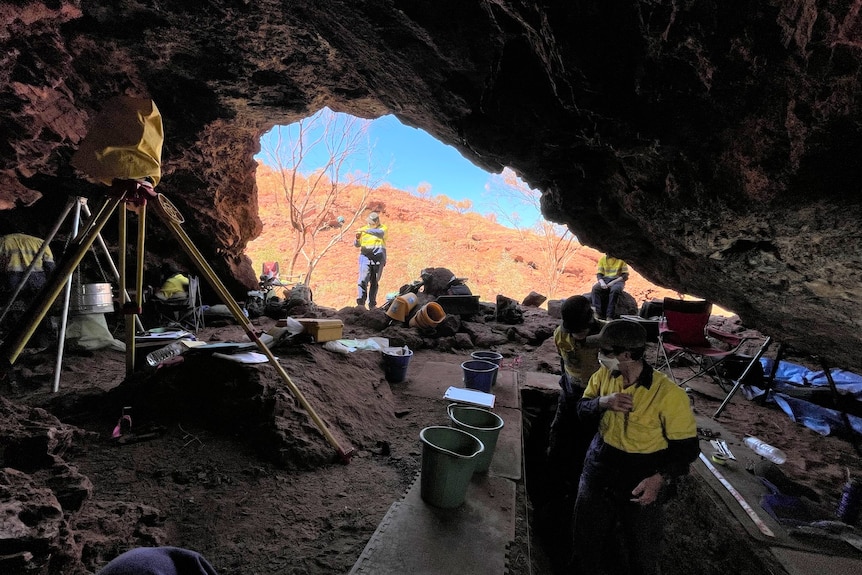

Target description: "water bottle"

left=743, top=436, right=787, bottom=465
left=146, top=342, right=185, bottom=367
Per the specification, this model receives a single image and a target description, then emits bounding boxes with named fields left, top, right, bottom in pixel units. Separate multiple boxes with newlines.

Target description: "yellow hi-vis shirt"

left=357, top=224, right=387, bottom=249
left=597, top=255, right=628, bottom=279
left=158, top=274, right=189, bottom=299
left=553, top=325, right=600, bottom=387
left=582, top=365, right=696, bottom=454
left=0, top=234, right=54, bottom=273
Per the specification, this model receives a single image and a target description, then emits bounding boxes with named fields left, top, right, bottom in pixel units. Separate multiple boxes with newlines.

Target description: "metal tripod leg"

left=150, top=193, right=354, bottom=463
left=81, top=201, right=144, bottom=334
left=713, top=336, right=772, bottom=418
left=131, top=202, right=146, bottom=373
left=52, top=197, right=84, bottom=392
left=116, top=201, right=148, bottom=374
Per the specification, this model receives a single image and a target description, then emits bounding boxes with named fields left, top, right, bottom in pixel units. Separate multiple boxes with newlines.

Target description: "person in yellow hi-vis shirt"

left=0, top=233, right=55, bottom=299
left=591, top=253, right=629, bottom=319
left=354, top=211, right=387, bottom=309
left=572, top=320, right=699, bottom=575
left=154, top=263, right=189, bottom=300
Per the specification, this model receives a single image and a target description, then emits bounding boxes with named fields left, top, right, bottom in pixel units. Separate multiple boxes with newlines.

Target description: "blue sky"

left=256, top=110, right=542, bottom=228
left=367, top=115, right=494, bottom=206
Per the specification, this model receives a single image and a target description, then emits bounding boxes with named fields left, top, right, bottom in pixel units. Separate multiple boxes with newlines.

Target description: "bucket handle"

left=447, top=403, right=504, bottom=430
left=447, top=402, right=457, bottom=420
left=446, top=402, right=490, bottom=418
left=420, top=426, right=484, bottom=459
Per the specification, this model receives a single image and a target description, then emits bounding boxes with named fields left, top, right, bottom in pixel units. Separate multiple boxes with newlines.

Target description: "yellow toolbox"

left=296, top=318, right=344, bottom=342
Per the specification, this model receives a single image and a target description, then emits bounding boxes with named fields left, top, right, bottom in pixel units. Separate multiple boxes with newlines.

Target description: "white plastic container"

left=743, top=436, right=787, bottom=464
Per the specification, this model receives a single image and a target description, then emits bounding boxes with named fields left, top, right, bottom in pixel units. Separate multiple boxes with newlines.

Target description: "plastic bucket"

left=471, top=351, right=503, bottom=386
left=447, top=404, right=504, bottom=473
left=71, top=283, right=114, bottom=315
left=385, top=292, right=418, bottom=322
left=461, top=359, right=498, bottom=393
left=382, top=347, right=413, bottom=383
left=409, top=301, right=446, bottom=328
left=419, top=426, right=484, bottom=508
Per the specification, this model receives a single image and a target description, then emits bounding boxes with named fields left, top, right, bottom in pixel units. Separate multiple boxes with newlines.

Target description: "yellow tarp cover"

left=71, top=96, right=164, bottom=186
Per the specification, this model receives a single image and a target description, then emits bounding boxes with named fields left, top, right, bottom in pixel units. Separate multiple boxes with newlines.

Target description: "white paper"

left=212, top=352, right=271, bottom=364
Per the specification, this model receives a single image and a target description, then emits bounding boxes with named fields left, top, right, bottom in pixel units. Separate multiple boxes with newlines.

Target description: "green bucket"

left=419, top=426, right=485, bottom=508
left=447, top=404, right=504, bottom=473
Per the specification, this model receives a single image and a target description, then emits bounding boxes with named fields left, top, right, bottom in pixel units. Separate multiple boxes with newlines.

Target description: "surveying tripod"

left=0, top=179, right=353, bottom=462
left=0, top=195, right=144, bottom=393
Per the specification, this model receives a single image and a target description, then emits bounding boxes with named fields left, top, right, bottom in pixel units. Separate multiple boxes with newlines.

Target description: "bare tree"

left=257, top=108, right=388, bottom=286
left=452, top=198, right=473, bottom=214
left=486, top=168, right=581, bottom=299
left=415, top=181, right=432, bottom=199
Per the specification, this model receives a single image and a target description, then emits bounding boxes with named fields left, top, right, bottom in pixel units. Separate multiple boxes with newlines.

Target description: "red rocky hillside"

left=247, top=165, right=678, bottom=311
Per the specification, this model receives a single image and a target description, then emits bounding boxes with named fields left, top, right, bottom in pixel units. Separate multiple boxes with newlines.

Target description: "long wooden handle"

left=151, top=193, right=354, bottom=462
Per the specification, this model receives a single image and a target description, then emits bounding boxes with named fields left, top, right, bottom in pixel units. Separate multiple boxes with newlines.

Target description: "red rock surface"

left=248, top=166, right=678, bottom=311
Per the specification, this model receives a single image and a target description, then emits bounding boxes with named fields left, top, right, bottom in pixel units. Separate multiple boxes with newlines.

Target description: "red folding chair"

left=261, top=261, right=280, bottom=281
left=656, top=297, right=749, bottom=387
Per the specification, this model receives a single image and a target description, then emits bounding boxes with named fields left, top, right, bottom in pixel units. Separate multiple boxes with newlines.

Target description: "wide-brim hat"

left=597, top=319, right=647, bottom=350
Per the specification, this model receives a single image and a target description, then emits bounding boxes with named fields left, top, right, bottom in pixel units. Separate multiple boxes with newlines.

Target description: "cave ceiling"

left=2, top=1, right=862, bottom=370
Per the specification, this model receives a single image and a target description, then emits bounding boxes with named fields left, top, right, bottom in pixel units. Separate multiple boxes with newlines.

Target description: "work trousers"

left=357, top=254, right=384, bottom=308
left=3, top=270, right=49, bottom=295
left=572, top=471, right=664, bottom=575
left=541, top=382, right=595, bottom=570
left=591, top=280, right=626, bottom=319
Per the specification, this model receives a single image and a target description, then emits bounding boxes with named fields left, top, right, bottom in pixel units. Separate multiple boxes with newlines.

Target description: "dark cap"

left=597, top=319, right=647, bottom=350
left=560, top=295, right=593, bottom=333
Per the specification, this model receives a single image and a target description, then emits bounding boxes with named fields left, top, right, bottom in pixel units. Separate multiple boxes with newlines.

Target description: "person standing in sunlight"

left=354, top=211, right=387, bottom=309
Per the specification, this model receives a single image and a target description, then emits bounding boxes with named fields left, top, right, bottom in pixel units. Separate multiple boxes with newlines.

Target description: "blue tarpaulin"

left=759, top=358, right=862, bottom=401
left=770, top=392, right=862, bottom=437
left=742, top=359, right=862, bottom=437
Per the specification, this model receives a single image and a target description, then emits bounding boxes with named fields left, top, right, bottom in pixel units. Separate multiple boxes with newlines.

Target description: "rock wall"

left=1, top=2, right=861, bottom=369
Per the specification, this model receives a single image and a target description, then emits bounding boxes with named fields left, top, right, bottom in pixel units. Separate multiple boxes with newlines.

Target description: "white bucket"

left=71, top=283, right=114, bottom=315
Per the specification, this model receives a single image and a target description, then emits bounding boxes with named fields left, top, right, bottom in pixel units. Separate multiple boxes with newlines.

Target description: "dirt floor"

left=2, top=308, right=862, bottom=575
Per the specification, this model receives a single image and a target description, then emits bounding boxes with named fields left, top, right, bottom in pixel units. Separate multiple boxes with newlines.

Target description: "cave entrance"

left=248, top=108, right=581, bottom=310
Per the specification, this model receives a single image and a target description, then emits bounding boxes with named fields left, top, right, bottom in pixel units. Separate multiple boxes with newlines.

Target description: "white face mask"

left=597, top=352, right=620, bottom=373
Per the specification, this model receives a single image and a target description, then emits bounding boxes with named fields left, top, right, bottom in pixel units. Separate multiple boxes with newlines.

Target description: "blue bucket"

left=382, top=348, right=413, bottom=383
left=471, top=351, right=503, bottom=386
left=461, top=359, right=498, bottom=393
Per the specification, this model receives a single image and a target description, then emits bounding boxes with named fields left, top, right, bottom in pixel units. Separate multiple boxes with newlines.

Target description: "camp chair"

left=656, top=297, right=748, bottom=387
left=152, top=276, right=205, bottom=332
left=262, top=261, right=280, bottom=282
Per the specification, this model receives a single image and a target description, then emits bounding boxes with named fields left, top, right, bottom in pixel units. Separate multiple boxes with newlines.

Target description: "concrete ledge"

left=349, top=473, right=516, bottom=575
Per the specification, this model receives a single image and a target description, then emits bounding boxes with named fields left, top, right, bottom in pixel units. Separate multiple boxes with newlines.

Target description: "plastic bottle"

left=743, top=436, right=787, bottom=465
left=146, top=342, right=185, bottom=367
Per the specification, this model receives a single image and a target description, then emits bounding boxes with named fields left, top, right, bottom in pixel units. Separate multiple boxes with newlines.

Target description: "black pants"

left=573, top=472, right=664, bottom=575
left=357, top=254, right=384, bottom=307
